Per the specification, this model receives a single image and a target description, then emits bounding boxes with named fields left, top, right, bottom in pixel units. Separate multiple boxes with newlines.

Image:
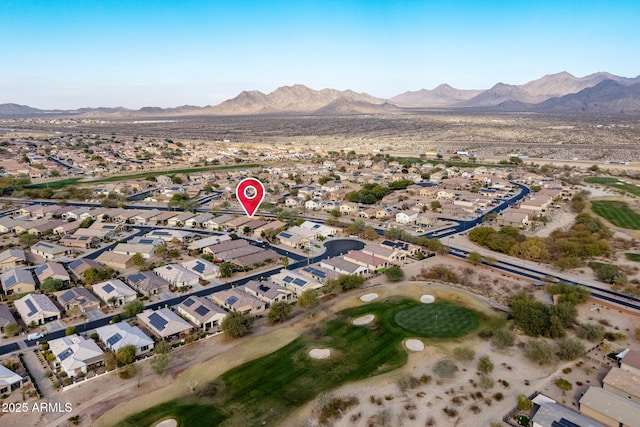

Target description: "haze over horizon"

left=2, top=0, right=639, bottom=110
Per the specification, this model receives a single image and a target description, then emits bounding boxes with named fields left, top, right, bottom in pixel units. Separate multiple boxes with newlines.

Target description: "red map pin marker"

left=236, top=178, right=265, bottom=218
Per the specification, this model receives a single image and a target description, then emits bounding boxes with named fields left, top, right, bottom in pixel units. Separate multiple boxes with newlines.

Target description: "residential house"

left=92, top=279, right=137, bottom=306
left=621, top=350, right=640, bottom=377
left=299, top=221, right=336, bottom=238
left=253, top=220, right=287, bottom=238
left=96, top=251, right=135, bottom=270
left=154, top=264, right=199, bottom=288
left=396, top=210, right=418, bottom=224
left=126, top=271, right=171, bottom=296
left=145, top=228, right=194, bottom=243
left=167, top=211, right=196, bottom=227
left=30, top=241, right=72, bottom=261
left=579, top=386, right=640, bottom=427
left=73, top=221, right=122, bottom=240
left=55, top=287, right=100, bottom=315
left=343, top=250, right=389, bottom=270
left=271, top=269, right=324, bottom=296
left=532, top=402, right=606, bottom=427
left=67, top=258, right=103, bottom=282
left=244, top=280, right=292, bottom=306
left=112, top=243, right=156, bottom=259
left=185, top=213, right=215, bottom=229
left=361, top=244, right=406, bottom=262
left=1, top=268, right=36, bottom=295
left=181, top=258, right=220, bottom=281
left=96, top=321, right=154, bottom=356
left=14, top=293, right=61, bottom=326
left=320, top=257, right=369, bottom=276
left=49, top=334, right=103, bottom=377
left=210, top=288, right=265, bottom=316
left=59, top=234, right=98, bottom=249
left=34, top=262, right=70, bottom=286
left=137, top=308, right=193, bottom=340
left=603, top=367, right=640, bottom=404
left=232, top=249, right=279, bottom=269
left=0, top=365, right=25, bottom=395
left=177, top=296, right=226, bottom=330
left=187, top=234, right=232, bottom=252
left=0, top=304, right=17, bottom=332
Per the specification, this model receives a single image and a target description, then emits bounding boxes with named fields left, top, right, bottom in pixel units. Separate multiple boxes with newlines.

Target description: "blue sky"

left=1, top=0, right=638, bottom=109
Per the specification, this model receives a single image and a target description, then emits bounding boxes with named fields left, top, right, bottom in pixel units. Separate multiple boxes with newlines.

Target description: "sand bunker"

left=420, top=294, right=435, bottom=304
left=309, top=348, right=331, bottom=359
left=352, top=314, right=375, bottom=325
left=405, top=339, right=425, bottom=351
left=360, top=293, right=379, bottom=302
left=155, top=419, right=178, bottom=427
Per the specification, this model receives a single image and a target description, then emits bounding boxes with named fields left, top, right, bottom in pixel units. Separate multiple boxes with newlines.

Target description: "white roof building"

left=137, top=308, right=193, bottom=339
left=181, top=258, right=220, bottom=280
left=92, top=279, right=137, bottom=306
left=49, top=334, right=103, bottom=377
left=154, top=264, right=200, bottom=287
left=14, top=293, right=61, bottom=326
left=95, top=321, right=154, bottom=356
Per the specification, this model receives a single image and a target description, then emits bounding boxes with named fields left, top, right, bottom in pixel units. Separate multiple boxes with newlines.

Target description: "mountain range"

left=2, top=72, right=640, bottom=117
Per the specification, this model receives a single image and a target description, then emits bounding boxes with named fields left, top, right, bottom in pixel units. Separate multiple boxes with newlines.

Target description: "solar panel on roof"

left=282, top=276, right=293, bottom=283
left=551, top=419, right=581, bottom=427
left=60, top=290, right=75, bottom=303
left=148, top=312, right=168, bottom=331
left=35, top=265, right=47, bottom=275
left=106, top=333, right=122, bottom=346
left=58, top=348, right=74, bottom=361
left=293, top=278, right=306, bottom=287
left=280, top=232, right=292, bottom=238
left=195, top=305, right=210, bottom=316
left=258, top=284, right=270, bottom=292
left=128, top=273, right=144, bottom=283
left=4, top=275, right=17, bottom=287
left=226, top=296, right=238, bottom=305
left=183, top=298, right=195, bottom=307
left=192, top=261, right=205, bottom=273
left=37, top=242, right=54, bottom=248
left=25, top=298, right=38, bottom=317
left=102, top=283, right=114, bottom=293
left=69, top=259, right=82, bottom=268
left=79, top=236, right=89, bottom=240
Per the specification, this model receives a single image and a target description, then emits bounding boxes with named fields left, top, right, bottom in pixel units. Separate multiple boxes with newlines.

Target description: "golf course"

left=116, top=295, right=491, bottom=427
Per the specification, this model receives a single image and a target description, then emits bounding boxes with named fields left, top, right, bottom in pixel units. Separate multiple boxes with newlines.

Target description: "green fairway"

left=585, top=177, right=640, bottom=196
left=26, top=164, right=262, bottom=190
left=117, top=296, right=486, bottom=427
left=625, top=253, right=640, bottom=262
left=591, top=200, right=640, bottom=230
left=394, top=301, right=480, bottom=338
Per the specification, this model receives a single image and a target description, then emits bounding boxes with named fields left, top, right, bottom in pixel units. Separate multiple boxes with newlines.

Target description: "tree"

left=577, top=323, right=605, bottom=342
left=298, top=289, right=320, bottom=310
left=131, top=253, right=145, bottom=266
left=555, top=378, right=573, bottom=395
left=555, top=338, right=585, bottom=361
left=3, top=322, right=21, bottom=336
left=467, top=251, right=482, bottom=265
left=79, top=217, right=94, bottom=228
left=220, top=262, right=233, bottom=278
left=116, top=344, right=137, bottom=366
left=18, top=232, right=38, bottom=246
left=490, top=328, right=515, bottom=349
left=83, top=267, right=114, bottom=284
left=103, top=352, right=117, bottom=371
left=107, top=296, right=118, bottom=306
left=384, top=265, right=404, bottom=282
left=40, top=278, right=64, bottom=293
left=268, top=301, right=292, bottom=324
left=484, top=256, right=497, bottom=266
left=281, top=256, right=289, bottom=267
left=477, top=356, right=494, bottom=375
left=452, top=346, right=475, bottom=363
left=433, top=359, right=458, bottom=379
left=151, top=341, right=171, bottom=376
left=65, top=326, right=76, bottom=336
left=122, top=300, right=145, bottom=318
left=221, top=311, right=253, bottom=338
left=517, top=394, right=533, bottom=411
left=524, top=339, right=557, bottom=365
left=431, top=200, right=441, bottom=211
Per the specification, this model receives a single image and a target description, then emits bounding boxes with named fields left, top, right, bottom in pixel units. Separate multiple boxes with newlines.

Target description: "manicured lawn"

left=115, top=399, right=227, bottom=427
left=119, top=296, right=487, bottom=427
left=591, top=200, right=640, bottom=230
left=625, top=253, right=640, bottom=262
left=394, top=301, right=479, bottom=338
left=585, top=176, right=640, bottom=196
